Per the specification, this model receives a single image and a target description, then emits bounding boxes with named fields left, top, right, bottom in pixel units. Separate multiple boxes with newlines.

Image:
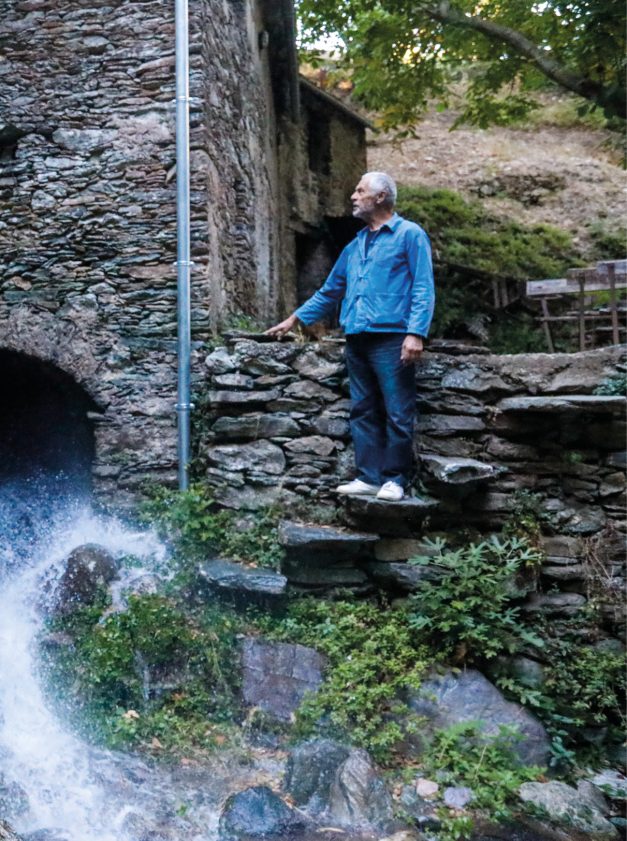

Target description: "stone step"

left=197, top=559, right=287, bottom=606
left=419, top=454, right=506, bottom=486
left=343, top=494, right=439, bottom=536
left=279, top=520, right=378, bottom=556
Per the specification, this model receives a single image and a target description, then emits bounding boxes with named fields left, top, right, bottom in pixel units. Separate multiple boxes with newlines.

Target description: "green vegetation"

left=397, top=185, right=578, bottom=281
left=298, top=0, right=626, bottom=128
left=396, top=185, right=580, bottom=350
left=139, top=484, right=284, bottom=571
left=496, top=632, right=627, bottom=770
left=407, top=536, right=543, bottom=662
left=595, top=372, right=627, bottom=396
left=421, top=723, right=543, bottom=840
left=41, top=594, right=243, bottom=757
left=255, top=597, right=429, bottom=762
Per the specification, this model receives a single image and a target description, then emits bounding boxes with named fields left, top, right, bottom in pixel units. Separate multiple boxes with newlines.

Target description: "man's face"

left=351, top=176, right=380, bottom=220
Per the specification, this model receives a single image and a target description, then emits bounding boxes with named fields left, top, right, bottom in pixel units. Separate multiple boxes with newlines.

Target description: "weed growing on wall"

left=255, top=598, right=429, bottom=763
left=407, top=537, right=544, bottom=662
left=139, top=484, right=284, bottom=571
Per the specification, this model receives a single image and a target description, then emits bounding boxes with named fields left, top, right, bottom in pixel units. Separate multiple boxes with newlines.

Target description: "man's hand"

left=265, top=313, right=298, bottom=340
left=401, top=334, right=424, bottom=364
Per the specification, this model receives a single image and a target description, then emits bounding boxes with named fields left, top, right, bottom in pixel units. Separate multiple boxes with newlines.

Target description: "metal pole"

left=174, top=0, right=192, bottom=490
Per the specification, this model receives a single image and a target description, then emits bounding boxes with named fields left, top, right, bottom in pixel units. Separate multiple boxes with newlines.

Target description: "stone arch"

left=0, top=348, right=99, bottom=494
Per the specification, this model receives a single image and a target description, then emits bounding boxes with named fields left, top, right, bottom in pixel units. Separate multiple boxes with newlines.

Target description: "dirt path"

left=368, top=107, right=626, bottom=253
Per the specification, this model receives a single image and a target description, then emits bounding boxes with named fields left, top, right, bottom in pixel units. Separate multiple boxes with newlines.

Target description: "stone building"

left=0, top=0, right=368, bottom=498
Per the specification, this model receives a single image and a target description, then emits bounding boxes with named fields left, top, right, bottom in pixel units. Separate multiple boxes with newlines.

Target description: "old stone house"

left=0, top=0, right=368, bottom=498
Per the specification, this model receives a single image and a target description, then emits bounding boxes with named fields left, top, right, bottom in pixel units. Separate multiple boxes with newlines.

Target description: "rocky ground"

left=368, top=98, right=626, bottom=256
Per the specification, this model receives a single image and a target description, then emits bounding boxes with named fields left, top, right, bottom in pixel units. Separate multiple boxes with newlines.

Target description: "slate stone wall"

left=200, top=338, right=626, bottom=633
left=0, top=0, right=283, bottom=501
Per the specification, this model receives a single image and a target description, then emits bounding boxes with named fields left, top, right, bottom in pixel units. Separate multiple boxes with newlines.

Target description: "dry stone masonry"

left=200, top=337, right=626, bottom=638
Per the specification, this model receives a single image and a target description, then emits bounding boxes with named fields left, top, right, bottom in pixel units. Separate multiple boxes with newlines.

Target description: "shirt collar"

left=359, top=212, right=402, bottom=236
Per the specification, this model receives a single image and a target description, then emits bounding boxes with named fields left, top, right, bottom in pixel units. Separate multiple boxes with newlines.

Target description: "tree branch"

left=427, top=2, right=625, bottom=118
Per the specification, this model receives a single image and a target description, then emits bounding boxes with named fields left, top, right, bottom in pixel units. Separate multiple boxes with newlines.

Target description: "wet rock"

left=407, top=669, right=550, bottom=767
left=53, top=544, right=117, bottom=615
left=518, top=781, right=618, bottom=840
left=0, top=821, right=22, bottom=841
left=285, top=740, right=393, bottom=830
left=218, top=785, right=308, bottom=841
left=22, top=832, right=70, bottom=841
left=241, top=638, right=326, bottom=722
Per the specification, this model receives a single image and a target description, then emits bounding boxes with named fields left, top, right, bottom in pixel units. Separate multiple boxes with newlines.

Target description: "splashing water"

left=0, top=478, right=171, bottom=840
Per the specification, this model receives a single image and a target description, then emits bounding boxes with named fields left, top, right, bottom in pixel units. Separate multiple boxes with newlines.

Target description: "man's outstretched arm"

left=265, top=247, right=349, bottom=338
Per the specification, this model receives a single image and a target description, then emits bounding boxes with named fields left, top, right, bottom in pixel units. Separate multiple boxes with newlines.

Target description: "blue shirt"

left=294, top=213, right=435, bottom=337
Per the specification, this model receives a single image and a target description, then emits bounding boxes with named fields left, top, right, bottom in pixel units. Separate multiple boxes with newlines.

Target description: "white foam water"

left=0, top=488, right=169, bottom=840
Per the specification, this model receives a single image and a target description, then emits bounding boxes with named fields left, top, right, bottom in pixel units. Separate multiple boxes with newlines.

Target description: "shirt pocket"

left=365, top=292, right=409, bottom=329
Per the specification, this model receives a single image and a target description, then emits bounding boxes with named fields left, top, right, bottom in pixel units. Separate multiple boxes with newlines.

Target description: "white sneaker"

left=376, top=481, right=405, bottom=501
left=336, top=479, right=380, bottom=496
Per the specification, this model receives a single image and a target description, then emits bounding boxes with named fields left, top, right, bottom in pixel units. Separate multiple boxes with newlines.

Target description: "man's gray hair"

left=364, top=171, right=397, bottom=207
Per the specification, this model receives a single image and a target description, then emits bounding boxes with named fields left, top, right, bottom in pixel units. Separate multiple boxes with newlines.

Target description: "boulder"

left=327, top=748, right=394, bottom=830
left=518, top=781, right=618, bottom=840
left=218, top=786, right=308, bottom=841
left=0, top=822, right=22, bottom=841
left=407, top=669, right=550, bottom=767
left=285, top=739, right=393, bottom=830
left=53, top=544, right=117, bottom=615
left=241, top=638, right=326, bottom=722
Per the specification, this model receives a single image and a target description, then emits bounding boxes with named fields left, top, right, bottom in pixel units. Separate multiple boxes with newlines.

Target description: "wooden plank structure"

left=526, top=259, right=627, bottom=351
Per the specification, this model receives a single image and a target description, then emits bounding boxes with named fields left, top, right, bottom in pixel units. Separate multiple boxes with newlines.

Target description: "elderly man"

left=266, top=171, right=435, bottom=501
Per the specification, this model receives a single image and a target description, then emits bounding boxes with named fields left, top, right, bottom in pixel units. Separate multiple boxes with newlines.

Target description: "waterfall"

left=0, top=477, right=220, bottom=841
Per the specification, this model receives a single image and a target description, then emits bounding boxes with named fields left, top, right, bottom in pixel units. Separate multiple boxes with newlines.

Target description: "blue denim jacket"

left=294, top=213, right=435, bottom=337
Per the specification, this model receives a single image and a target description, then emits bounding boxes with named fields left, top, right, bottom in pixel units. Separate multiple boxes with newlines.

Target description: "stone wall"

left=199, top=338, right=626, bottom=634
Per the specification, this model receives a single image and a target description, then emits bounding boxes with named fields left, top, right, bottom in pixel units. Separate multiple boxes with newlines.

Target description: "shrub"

left=40, top=594, right=242, bottom=756
left=256, top=598, right=429, bottom=762
left=407, top=536, right=543, bottom=661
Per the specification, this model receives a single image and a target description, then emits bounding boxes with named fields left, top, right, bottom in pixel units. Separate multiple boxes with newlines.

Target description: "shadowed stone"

left=53, top=544, right=117, bottom=616
left=219, top=786, right=308, bottom=841
left=241, top=638, right=326, bottom=722
left=198, top=560, right=287, bottom=601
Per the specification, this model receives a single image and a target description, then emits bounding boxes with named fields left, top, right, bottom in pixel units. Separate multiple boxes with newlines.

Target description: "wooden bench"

left=526, top=260, right=627, bottom=351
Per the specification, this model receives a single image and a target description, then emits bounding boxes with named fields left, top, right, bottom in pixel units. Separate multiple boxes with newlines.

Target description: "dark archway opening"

left=0, top=351, right=98, bottom=494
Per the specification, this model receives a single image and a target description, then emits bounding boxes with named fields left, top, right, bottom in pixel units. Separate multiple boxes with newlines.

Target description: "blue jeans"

left=345, top=333, right=416, bottom=488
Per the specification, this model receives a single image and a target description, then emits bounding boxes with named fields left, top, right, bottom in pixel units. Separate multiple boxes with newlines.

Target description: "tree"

left=297, top=0, right=626, bottom=128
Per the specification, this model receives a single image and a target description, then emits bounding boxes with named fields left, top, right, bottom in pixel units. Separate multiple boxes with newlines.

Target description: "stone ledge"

left=497, top=395, right=626, bottom=414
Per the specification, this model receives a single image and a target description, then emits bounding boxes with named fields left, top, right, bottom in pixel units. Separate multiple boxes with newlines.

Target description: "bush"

left=407, top=537, right=543, bottom=661
left=40, top=594, right=243, bottom=756
left=256, top=598, right=429, bottom=762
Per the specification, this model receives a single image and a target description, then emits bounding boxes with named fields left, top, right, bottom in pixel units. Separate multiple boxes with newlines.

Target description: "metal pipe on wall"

left=174, top=0, right=192, bottom=490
